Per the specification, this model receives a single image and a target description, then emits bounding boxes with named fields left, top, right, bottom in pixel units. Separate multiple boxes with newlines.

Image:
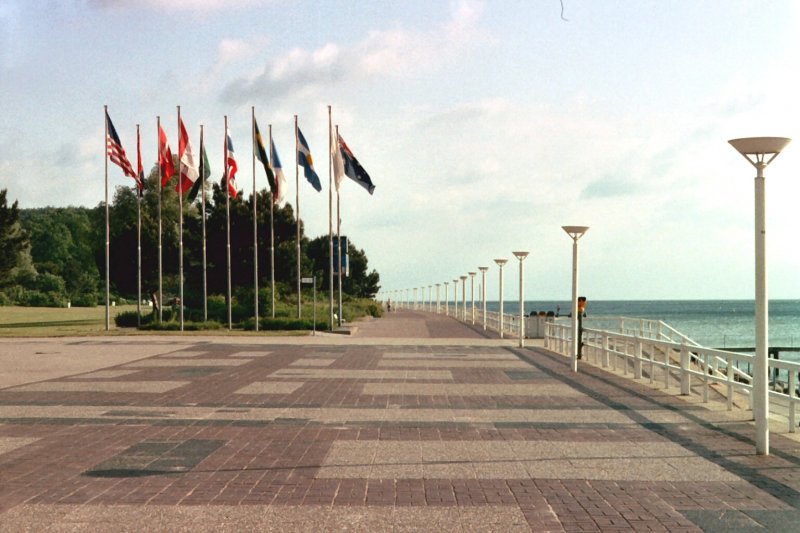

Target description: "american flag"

left=225, top=128, right=238, bottom=199
left=105, top=111, right=136, bottom=179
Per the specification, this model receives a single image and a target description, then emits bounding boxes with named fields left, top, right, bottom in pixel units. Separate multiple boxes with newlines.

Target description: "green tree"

left=0, top=189, right=31, bottom=287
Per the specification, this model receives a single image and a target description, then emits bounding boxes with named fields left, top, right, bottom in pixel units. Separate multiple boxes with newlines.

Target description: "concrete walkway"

left=0, top=310, right=798, bottom=531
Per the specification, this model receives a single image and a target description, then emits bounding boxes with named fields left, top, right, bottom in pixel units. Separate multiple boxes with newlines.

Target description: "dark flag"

left=338, top=135, right=376, bottom=195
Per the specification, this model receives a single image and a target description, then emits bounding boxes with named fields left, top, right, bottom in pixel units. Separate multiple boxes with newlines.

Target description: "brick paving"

left=0, top=310, right=799, bottom=531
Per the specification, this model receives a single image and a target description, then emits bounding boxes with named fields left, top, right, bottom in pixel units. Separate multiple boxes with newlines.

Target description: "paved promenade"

left=0, top=310, right=799, bottom=531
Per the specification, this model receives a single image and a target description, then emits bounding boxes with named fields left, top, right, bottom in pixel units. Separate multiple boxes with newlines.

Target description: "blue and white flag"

left=296, top=126, right=321, bottom=192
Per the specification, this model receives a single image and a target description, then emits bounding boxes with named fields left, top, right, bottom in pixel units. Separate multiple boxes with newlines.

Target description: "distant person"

left=387, top=299, right=392, bottom=312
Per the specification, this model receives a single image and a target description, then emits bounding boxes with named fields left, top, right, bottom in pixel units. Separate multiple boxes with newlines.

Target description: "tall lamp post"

left=478, top=266, right=488, bottom=330
left=453, top=279, right=459, bottom=319
left=469, top=272, right=476, bottom=324
left=562, top=226, right=589, bottom=372
left=512, top=252, right=529, bottom=347
left=494, top=259, right=508, bottom=338
left=435, top=283, right=441, bottom=314
left=428, top=285, right=433, bottom=312
left=444, top=282, right=449, bottom=316
left=460, top=275, right=467, bottom=321
left=729, top=136, right=791, bottom=456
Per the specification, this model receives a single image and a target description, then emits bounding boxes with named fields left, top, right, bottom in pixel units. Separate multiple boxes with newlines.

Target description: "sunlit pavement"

left=1, top=310, right=799, bottom=531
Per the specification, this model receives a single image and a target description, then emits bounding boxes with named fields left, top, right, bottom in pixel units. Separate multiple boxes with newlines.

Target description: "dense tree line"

left=0, top=167, right=380, bottom=310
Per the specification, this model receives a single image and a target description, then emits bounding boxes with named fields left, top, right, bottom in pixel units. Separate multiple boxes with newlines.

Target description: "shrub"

left=71, top=293, right=98, bottom=307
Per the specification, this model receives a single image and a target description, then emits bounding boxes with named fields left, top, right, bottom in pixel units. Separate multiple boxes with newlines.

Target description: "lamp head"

left=478, top=266, right=489, bottom=273
left=562, top=225, right=590, bottom=240
left=512, top=251, right=529, bottom=261
left=729, top=137, right=791, bottom=169
left=494, top=258, right=508, bottom=267
left=460, top=275, right=467, bottom=281
left=468, top=271, right=476, bottom=277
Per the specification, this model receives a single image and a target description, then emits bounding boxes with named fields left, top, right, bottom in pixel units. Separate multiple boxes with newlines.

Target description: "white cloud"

left=87, top=0, right=271, bottom=12
left=222, top=0, right=489, bottom=103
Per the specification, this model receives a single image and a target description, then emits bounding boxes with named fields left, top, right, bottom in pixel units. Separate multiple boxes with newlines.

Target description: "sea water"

left=482, top=299, right=800, bottom=364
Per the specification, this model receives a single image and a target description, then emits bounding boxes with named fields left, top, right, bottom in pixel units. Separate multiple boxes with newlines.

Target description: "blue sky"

left=1, top=0, right=798, bottom=301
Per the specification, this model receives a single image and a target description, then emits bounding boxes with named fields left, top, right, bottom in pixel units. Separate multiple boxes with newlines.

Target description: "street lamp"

left=512, top=252, right=529, bottom=347
left=428, top=285, right=433, bottom=312
left=460, top=275, right=468, bottom=321
left=444, top=282, right=449, bottom=316
left=435, top=283, right=441, bottom=314
left=469, top=272, right=476, bottom=324
left=453, top=279, right=459, bottom=319
left=478, top=267, right=489, bottom=330
left=729, top=136, right=791, bottom=456
left=562, top=226, right=590, bottom=372
left=494, top=259, right=508, bottom=338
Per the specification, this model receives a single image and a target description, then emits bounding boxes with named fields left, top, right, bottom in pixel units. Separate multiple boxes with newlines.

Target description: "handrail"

left=544, top=318, right=800, bottom=433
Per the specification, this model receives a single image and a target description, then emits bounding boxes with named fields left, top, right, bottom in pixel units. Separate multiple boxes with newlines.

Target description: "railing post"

left=664, top=346, right=670, bottom=389
left=648, top=342, right=655, bottom=385
left=726, top=354, right=734, bottom=411
left=634, top=335, right=643, bottom=379
left=703, top=352, right=710, bottom=404
left=680, top=341, right=691, bottom=396
left=789, top=370, right=797, bottom=433
left=602, top=333, right=609, bottom=368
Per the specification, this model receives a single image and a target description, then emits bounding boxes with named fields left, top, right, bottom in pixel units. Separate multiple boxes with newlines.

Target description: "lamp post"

left=494, top=259, right=508, bottom=338
left=478, top=267, right=488, bottom=330
left=512, top=252, right=529, bottom=347
left=469, top=272, right=476, bottom=324
left=729, top=136, right=791, bottom=456
left=444, top=282, right=449, bottom=316
left=460, top=276, right=467, bottom=321
left=428, top=285, right=433, bottom=312
left=562, top=226, right=589, bottom=372
left=453, top=279, right=459, bottom=319
left=435, top=283, right=440, bottom=314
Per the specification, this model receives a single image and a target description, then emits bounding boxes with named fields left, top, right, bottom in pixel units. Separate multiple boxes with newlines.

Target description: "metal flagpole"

left=103, top=105, right=110, bottom=331
left=269, top=124, right=275, bottom=319
left=335, top=125, right=342, bottom=327
left=225, top=115, right=232, bottom=329
left=200, top=125, right=208, bottom=322
left=295, top=115, right=301, bottom=319
left=177, top=106, right=184, bottom=331
left=157, top=115, right=163, bottom=323
left=328, top=106, right=334, bottom=330
left=136, top=124, right=142, bottom=328
left=252, top=107, right=259, bottom=331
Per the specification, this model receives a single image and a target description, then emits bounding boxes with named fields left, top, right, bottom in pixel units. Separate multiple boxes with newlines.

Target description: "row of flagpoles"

left=104, top=104, right=375, bottom=332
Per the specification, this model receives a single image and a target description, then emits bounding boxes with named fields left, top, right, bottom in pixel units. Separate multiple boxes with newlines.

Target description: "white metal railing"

left=544, top=317, right=800, bottom=433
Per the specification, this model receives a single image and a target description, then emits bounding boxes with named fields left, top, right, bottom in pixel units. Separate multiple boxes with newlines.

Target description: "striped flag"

left=271, top=137, right=287, bottom=204
left=254, top=118, right=276, bottom=194
left=177, top=118, right=198, bottom=194
left=331, top=124, right=345, bottom=192
left=187, top=138, right=211, bottom=203
left=105, top=111, right=136, bottom=179
left=135, top=126, right=145, bottom=196
left=159, top=126, right=175, bottom=187
left=225, top=128, right=239, bottom=199
left=296, top=126, right=321, bottom=192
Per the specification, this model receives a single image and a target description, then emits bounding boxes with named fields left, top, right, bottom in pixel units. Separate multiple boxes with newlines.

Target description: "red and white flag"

left=159, top=126, right=175, bottom=187
left=225, top=128, right=238, bottom=199
left=177, top=118, right=198, bottom=194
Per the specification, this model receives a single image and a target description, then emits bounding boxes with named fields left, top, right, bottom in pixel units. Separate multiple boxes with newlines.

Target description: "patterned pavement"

left=0, top=310, right=799, bottom=531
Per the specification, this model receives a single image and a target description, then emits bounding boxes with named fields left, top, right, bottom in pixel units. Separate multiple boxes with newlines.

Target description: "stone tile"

left=361, top=383, right=582, bottom=396
left=269, top=369, right=453, bottom=380
left=234, top=381, right=306, bottom=395
left=8, top=381, right=189, bottom=393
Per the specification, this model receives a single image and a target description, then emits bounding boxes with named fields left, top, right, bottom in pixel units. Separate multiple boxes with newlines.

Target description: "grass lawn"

left=0, top=305, right=308, bottom=337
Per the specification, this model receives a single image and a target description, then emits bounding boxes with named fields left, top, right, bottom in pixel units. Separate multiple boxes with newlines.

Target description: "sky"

left=1, top=0, right=798, bottom=302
